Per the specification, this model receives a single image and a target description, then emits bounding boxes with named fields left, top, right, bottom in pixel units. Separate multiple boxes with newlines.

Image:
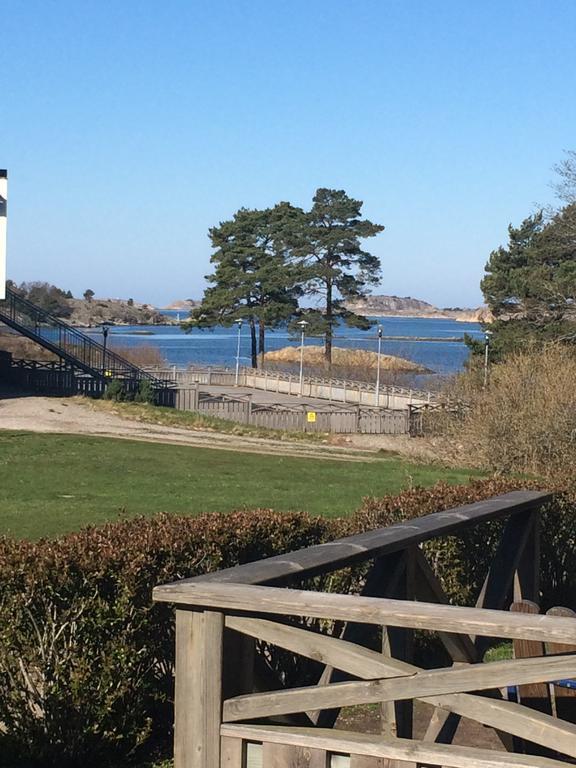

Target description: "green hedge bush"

left=1, top=478, right=574, bottom=766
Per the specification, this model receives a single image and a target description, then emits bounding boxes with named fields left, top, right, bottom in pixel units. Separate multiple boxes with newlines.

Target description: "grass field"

left=0, top=430, right=480, bottom=539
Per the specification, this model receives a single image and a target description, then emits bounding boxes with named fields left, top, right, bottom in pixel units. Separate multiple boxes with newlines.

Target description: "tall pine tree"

left=296, top=189, right=384, bottom=365
left=186, top=203, right=304, bottom=367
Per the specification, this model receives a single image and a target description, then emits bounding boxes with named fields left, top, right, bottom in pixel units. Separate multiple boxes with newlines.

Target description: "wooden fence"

left=146, top=366, right=436, bottom=410
left=175, top=387, right=411, bottom=434
left=152, top=490, right=576, bottom=768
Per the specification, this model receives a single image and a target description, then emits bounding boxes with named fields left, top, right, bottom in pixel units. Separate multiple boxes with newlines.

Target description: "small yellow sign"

left=307, top=411, right=317, bottom=423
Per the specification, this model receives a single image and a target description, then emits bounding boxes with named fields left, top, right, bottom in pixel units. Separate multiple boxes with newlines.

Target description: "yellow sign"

left=307, top=411, right=317, bottom=423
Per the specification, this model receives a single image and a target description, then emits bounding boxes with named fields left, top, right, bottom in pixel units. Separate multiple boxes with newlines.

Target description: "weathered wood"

left=510, top=601, right=552, bottom=708
left=225, top=615, right=576, bottom=759
left=350, top=757, right=389, bottom=767
left=513, top=512, right=540, bottom=603
left=220, top=725, right=571, bottom=768
left=414, top=548, right=477, bottom=663
left=315, top=550, right=408, bottom=730
left=154, top=582, right=576, bottom=645
left=223, top=654, right=576, bottom=723
left=474, top=512, right=536, bottom=657
left=380, top=549, right=415, bottom=747
left=154, top=492, right=552, bottom=590
left=225, top=615, right=399, bottom=680
left=262, top=743, right=328, bottom=767
left=221, top=735, right=244, bottom=766
left=175, top=609, right=224, bottom=768
left=546, top=606, right=576, bottom=726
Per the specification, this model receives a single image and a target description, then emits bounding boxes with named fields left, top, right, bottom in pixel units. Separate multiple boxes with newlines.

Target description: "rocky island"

left=345, top=295, right=492, bottom=323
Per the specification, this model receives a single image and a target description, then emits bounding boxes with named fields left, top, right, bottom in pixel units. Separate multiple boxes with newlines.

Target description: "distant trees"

left=188, top=189, right=385, bottom=368
left=471, top=153, right=576, bottom=358
left=83, top=289, right=95, bottom=303
left=9, top=281, right=73, bottom=318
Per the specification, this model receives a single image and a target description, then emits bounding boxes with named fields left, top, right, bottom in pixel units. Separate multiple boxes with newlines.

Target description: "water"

left=83, top=311, right=484, bottom=384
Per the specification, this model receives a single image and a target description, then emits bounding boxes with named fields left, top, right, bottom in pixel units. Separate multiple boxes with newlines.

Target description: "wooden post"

left=246, top=394, right=253, bottom=425
left=174, top=609, right=224, bottom=768
left=513, top=511, right=540, bottom=603
left=380, top=550, right=415, bottom=768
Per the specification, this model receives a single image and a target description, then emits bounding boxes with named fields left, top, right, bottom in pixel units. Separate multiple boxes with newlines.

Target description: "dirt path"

left=0, top=395, right=414, bottom=462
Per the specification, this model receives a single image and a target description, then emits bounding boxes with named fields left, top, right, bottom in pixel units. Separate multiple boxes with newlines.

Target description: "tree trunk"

left=258, top=319, right=265, bottom=368
left=325, top=279, right=333, bottom=368
left=249, top=317, right=258, bottom=368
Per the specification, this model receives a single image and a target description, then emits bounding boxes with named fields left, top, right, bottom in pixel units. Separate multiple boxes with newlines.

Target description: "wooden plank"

left=313, top=550, right=409, bottom=728
left=226, top=615, right=408, bottom=680
left=474, top=512, right=536, bottom=660
left=350, top=757, right=388, bottom=767
left=221, top=735, right=244, bottom=766
left=510, top=601, right=552, bottom=710
left=380, top=550, right=415, bottom=746
left=414, top=548, right=477, bottom=663
left=547, top=606, right=576, bottom=722
left=513, top=512, right=540, bottom=603
left=153, top=582, right=576, bottom=645
left=174, top=609, right=224, bottom=768
left=155, top=492, right=552, bottom=589
left=224, top=615, right=576, bottom=760
left=262, top=743, right=328, bottom=767
left=221, top=725, right=570, bottom=768
left=414, top=548, right=474, bottom=749
left=222, top=654, right=576, bottom=723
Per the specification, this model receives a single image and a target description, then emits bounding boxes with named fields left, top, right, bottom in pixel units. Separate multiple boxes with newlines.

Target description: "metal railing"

left=0, top=287, right=174, bottom=392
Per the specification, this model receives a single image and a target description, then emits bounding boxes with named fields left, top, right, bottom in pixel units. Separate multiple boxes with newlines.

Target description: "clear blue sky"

left=2, top=0, right=575, bottom=307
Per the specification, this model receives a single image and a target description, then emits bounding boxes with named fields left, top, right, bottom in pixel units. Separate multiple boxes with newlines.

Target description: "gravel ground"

left=0, top=395, right=405, bottom=462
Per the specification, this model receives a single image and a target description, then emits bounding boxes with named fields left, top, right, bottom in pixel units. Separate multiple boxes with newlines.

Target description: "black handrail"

left=0, top=287, right=174, bottom=390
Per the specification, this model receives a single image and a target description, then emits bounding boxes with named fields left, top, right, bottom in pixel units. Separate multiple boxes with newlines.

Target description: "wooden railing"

left=175, top=386, right=411, bottom=434
left=153, top=490, right=576, bottom=767
left=144, top=365, right=437, bottom=409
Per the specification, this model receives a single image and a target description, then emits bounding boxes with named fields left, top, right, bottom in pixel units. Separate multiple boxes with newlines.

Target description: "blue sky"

left=1, top=0, right=575, bottom=307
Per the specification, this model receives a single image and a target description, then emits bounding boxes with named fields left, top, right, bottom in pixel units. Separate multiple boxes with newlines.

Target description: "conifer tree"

left=186, top=203, right=304, bottom=367
left=296, top=188, right=384, bottom=365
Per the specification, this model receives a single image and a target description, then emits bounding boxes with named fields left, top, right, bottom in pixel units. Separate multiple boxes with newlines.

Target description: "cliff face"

left=345, top=295, right=492, bottom=323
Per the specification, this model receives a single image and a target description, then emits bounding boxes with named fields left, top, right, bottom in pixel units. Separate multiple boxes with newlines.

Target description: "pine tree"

left=296, top=189, right=384, bottom=365
left=186, top=203, right=304, bottom=367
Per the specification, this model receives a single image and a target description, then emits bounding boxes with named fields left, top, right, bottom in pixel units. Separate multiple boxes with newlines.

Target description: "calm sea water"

left=84, top=311, right=483, bottom=384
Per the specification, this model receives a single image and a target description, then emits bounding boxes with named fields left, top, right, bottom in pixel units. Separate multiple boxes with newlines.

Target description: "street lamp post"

left=375, top=324, right=383, bottom=406
left=234, top=319, right=243, bottom=385
left=298, top=320, right=309, bottom=396
left=101, top=324, right=109, bottom=376
left=483, top=330, right=492, bottom=389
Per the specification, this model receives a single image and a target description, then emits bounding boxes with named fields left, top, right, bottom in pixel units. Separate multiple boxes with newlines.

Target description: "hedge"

left=0, top=478, right=574, bottom=766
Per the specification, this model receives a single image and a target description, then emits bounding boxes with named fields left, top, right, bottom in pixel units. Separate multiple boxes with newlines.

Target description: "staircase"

left=0, top=286, right=175, bottom=400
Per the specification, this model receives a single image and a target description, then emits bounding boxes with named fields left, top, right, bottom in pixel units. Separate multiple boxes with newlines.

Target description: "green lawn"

left=0, top=431, right=480, bottom=539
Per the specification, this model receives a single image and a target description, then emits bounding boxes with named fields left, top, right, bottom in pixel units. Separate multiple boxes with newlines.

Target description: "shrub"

left=135, top=379, right=155, bottom=404
left=439, top=344, right=576, bottom=478
left=0, top=511, right=333, bottom=766
left=102, top=378, right=126, bottom=402
left=1, top=479, right=573, bottom=766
